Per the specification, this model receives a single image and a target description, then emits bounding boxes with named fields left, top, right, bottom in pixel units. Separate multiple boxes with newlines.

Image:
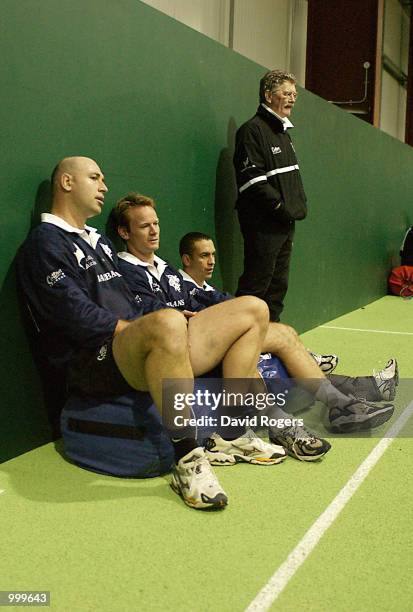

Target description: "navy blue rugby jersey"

left=117, top=252, right=204, bottom=314
left=179, top=269, right=233, bottom=308
left=18, top=214, right=143, bottom=367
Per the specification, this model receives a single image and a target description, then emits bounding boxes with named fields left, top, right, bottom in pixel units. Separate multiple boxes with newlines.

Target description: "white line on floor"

left=245, top=402, right=413, bottom=612
left=321, top=325, right=413, bottom=336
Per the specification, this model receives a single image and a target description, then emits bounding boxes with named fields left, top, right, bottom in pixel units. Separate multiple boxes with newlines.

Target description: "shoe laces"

left=345, top=395, right=392, bottom=415
left=285, top=424, right=317, bottom=443
left=373, top=359, right=395, bottom=382
left=191, top=454, right=220, bottom=484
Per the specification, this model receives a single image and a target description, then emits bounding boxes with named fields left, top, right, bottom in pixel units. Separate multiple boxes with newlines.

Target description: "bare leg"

left=113, top=309, right=229, bottom=510
left=112, top=309, right=193, bottom=418
left=261, top=322, right=384, bottom=418
left=187, top=296, right=269, bottom=378
left=262, top=322, right=325, bottom=389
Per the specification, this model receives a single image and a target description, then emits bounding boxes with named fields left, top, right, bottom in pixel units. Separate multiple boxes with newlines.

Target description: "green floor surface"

left=0, top=296, right=412, bottom=611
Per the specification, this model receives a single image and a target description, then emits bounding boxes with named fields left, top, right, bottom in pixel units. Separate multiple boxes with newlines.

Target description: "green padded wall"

left=1, top=0, right=412, bottom=461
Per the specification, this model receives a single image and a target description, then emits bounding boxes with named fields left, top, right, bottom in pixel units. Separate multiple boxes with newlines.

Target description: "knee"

left=146, top=309, right=188, bottom=351
left=281, top=324, right=299, bottom=340
left=235, top=295, right=269, bottom=325
left=274, top=323, right=299, bottom=351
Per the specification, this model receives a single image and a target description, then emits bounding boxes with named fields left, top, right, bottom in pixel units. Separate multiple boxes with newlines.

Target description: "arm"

left=18, top=237, right=120, bottom=347
left=234, top=124, right=287, bottom=218
left=184, top=281, right=233, bottom=308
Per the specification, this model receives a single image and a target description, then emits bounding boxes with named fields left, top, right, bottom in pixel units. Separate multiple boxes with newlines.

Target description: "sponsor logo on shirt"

left=167, top=275, right=181, bottom=292
left=84, top=256, right=97, bottom=269
left=72, top=245, right=97, bottom=270
left=189, top=287, right=198, bottom=296
left=134, top=294, right=142, bottom=304
left=271, top=146, right=281, bottom=154
left=166, top=299, right=185, bottom=308
left=97, top=270, right=122, bottom=283
left=46, top=269, right=66, bottom=286
left=101, top=244, right=114, bottom=261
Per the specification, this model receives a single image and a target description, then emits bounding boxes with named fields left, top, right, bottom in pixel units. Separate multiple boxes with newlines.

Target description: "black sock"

left=220, top=427, right=246, bottom=441
left=219, top=404, right=250, bottom=440
left=171, top=437, right=199, bottom=463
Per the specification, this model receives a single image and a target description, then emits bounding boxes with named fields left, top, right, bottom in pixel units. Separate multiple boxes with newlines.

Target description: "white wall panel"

left=141, top=0, right=307, bottom=83
left=232, top=0, right=291, bottom=70
left=380, top=0, right=409, bottom=141
left=383, top=0, right=403, bottom=64
left=289, top=0, right=307, bottom=85
left=380, top=70, right=403, bottom=139
left=401, top=8, right=410, bottom=74
left=397, top=86, right=407, bottom=141
left=141, top=0, right=230, bottom=45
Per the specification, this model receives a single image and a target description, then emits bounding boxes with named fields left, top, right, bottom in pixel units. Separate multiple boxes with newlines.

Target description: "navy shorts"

left=67, top=338, right=133, bottom=397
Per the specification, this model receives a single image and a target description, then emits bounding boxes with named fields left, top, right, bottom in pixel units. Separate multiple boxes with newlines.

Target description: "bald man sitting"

left=18, top=156, right=277, bottom=511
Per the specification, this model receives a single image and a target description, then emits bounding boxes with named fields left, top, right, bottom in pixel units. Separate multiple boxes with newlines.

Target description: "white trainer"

left=204, top=430, right=286, bottom=466
left=170, top=447, right=228, bottom=510
left=374, top=358, right=399, bottom=401
left=309, top=351, right=339, bottom=374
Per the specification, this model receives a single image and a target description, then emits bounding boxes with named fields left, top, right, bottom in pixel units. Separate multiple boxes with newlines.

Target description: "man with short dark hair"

left=178, top=232, right=232, bottom=308
left=179, top=232, right=399, bottom=408
left=234, top=69, right=306, bottom=321
left=18, top=157, right=274, bottom=511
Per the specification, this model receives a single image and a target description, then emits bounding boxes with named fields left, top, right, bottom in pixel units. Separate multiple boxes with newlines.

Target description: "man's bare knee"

left=233, top=295, right=269, bottom=324
left=280, top=323, right=299, bottom=341
left=144, top=309, right=188, bottom=351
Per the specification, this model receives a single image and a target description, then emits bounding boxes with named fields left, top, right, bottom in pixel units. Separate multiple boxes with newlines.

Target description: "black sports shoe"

left=329, top=396, right=394, bottom=433
left=269, top=425, right=331, bottom=461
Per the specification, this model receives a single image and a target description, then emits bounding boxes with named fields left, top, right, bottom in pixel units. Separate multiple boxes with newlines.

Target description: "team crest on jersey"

left=167, top=275, right=181, bottom=292
left=101, top=243, right=113, bottom=260
left=46, top=269, right=65, bottom=286
left=271, top=146, right=281, bottom=154
left=148, top=276, right=162, bottom=293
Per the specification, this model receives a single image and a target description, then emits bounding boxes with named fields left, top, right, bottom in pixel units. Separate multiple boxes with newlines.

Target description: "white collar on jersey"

left=261, top=103, right=294, bottom=131
left=41, top=212, right=101, bottom=249
left=118, top=251, right=168, bottom=279
left=178, top=269, right=215, bottom=292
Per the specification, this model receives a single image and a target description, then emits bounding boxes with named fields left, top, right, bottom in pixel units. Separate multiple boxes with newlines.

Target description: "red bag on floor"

left=388, top=265, right=413, bottom=297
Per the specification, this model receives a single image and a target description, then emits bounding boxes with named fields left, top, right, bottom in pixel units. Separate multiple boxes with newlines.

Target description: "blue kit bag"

left=61, top=355, right=289, bottom=478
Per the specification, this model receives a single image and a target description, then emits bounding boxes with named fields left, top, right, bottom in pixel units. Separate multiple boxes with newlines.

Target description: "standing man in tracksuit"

left=234, top=69, right=306, bottom=322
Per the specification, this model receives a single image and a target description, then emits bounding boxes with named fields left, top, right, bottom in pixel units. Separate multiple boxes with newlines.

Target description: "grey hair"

left=259, top=69, right=297, bottom=103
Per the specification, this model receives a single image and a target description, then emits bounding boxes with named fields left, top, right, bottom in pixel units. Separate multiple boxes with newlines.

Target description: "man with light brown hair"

left=109, top=194, right=395, bottom=462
